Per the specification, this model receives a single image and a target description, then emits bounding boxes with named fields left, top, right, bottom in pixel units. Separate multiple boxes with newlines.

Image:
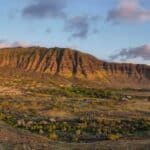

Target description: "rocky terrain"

left=0, top=47, right=149, bottom=88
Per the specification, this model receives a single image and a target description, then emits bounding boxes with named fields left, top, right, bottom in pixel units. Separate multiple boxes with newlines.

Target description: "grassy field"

left=0, top=74, right=150, bottom=149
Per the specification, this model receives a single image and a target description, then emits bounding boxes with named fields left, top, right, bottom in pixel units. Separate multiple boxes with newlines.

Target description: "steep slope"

left=0, top=47, right=102, bottom=78
left=0, top=47, right=149, bottom=88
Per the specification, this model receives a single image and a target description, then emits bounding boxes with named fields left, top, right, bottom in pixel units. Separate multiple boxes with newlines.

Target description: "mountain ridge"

left=0, top=47, right=149, bottom=88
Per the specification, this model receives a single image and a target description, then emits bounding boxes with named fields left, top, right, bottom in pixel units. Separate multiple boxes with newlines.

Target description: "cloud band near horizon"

left=110, top=44, right=150, bottom=61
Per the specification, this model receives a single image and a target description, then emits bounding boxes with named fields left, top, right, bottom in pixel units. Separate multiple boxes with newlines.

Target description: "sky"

left=0, top=0, right=150, bottom=65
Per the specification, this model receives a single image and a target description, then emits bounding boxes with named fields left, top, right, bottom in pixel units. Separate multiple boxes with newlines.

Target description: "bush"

left=107, top=134, right=120, bottom=141
left=48, top=132, right=58, bottom=141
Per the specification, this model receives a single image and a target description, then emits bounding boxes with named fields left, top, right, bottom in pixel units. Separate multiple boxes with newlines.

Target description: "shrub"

left=48, top=132, right=58, bottom=141
left=107, top=134, right=120, bottom=141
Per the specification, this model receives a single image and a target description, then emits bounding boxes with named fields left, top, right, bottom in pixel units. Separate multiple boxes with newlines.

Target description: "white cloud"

left=110, top=44, right=150, bottom=61
left=0, top=40, right=31, bottom=48
left=107, top=0, right=150, bottom=23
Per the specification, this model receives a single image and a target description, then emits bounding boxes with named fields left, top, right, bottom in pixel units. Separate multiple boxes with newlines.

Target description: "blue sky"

left=0, top=0, right=150, bottom=64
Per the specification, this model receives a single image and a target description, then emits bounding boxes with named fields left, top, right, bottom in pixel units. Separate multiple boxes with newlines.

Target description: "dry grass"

left=0, top=74, right=149, bottom=148
left=0, top=86, right=22, bottom=95
left=40, top=109, right=74, bottom=119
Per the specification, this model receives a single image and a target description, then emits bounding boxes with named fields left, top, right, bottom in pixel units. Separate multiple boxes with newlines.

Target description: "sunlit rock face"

left=0, top=47, right=149, bottom=88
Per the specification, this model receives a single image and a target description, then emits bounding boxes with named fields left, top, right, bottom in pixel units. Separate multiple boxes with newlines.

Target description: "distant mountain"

left=0, top=47, right=149, bottom=88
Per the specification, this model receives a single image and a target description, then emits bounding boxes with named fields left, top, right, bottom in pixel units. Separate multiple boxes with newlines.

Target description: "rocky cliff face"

left=0, top=47, right=149, bottom=88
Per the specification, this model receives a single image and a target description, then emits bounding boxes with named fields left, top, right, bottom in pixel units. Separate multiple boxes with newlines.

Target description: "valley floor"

left=0, top=74, right=149, bottom=150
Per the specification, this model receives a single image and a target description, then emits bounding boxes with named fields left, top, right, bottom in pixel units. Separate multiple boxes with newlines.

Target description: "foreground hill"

left=0, top=47, right=149, bottom=88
